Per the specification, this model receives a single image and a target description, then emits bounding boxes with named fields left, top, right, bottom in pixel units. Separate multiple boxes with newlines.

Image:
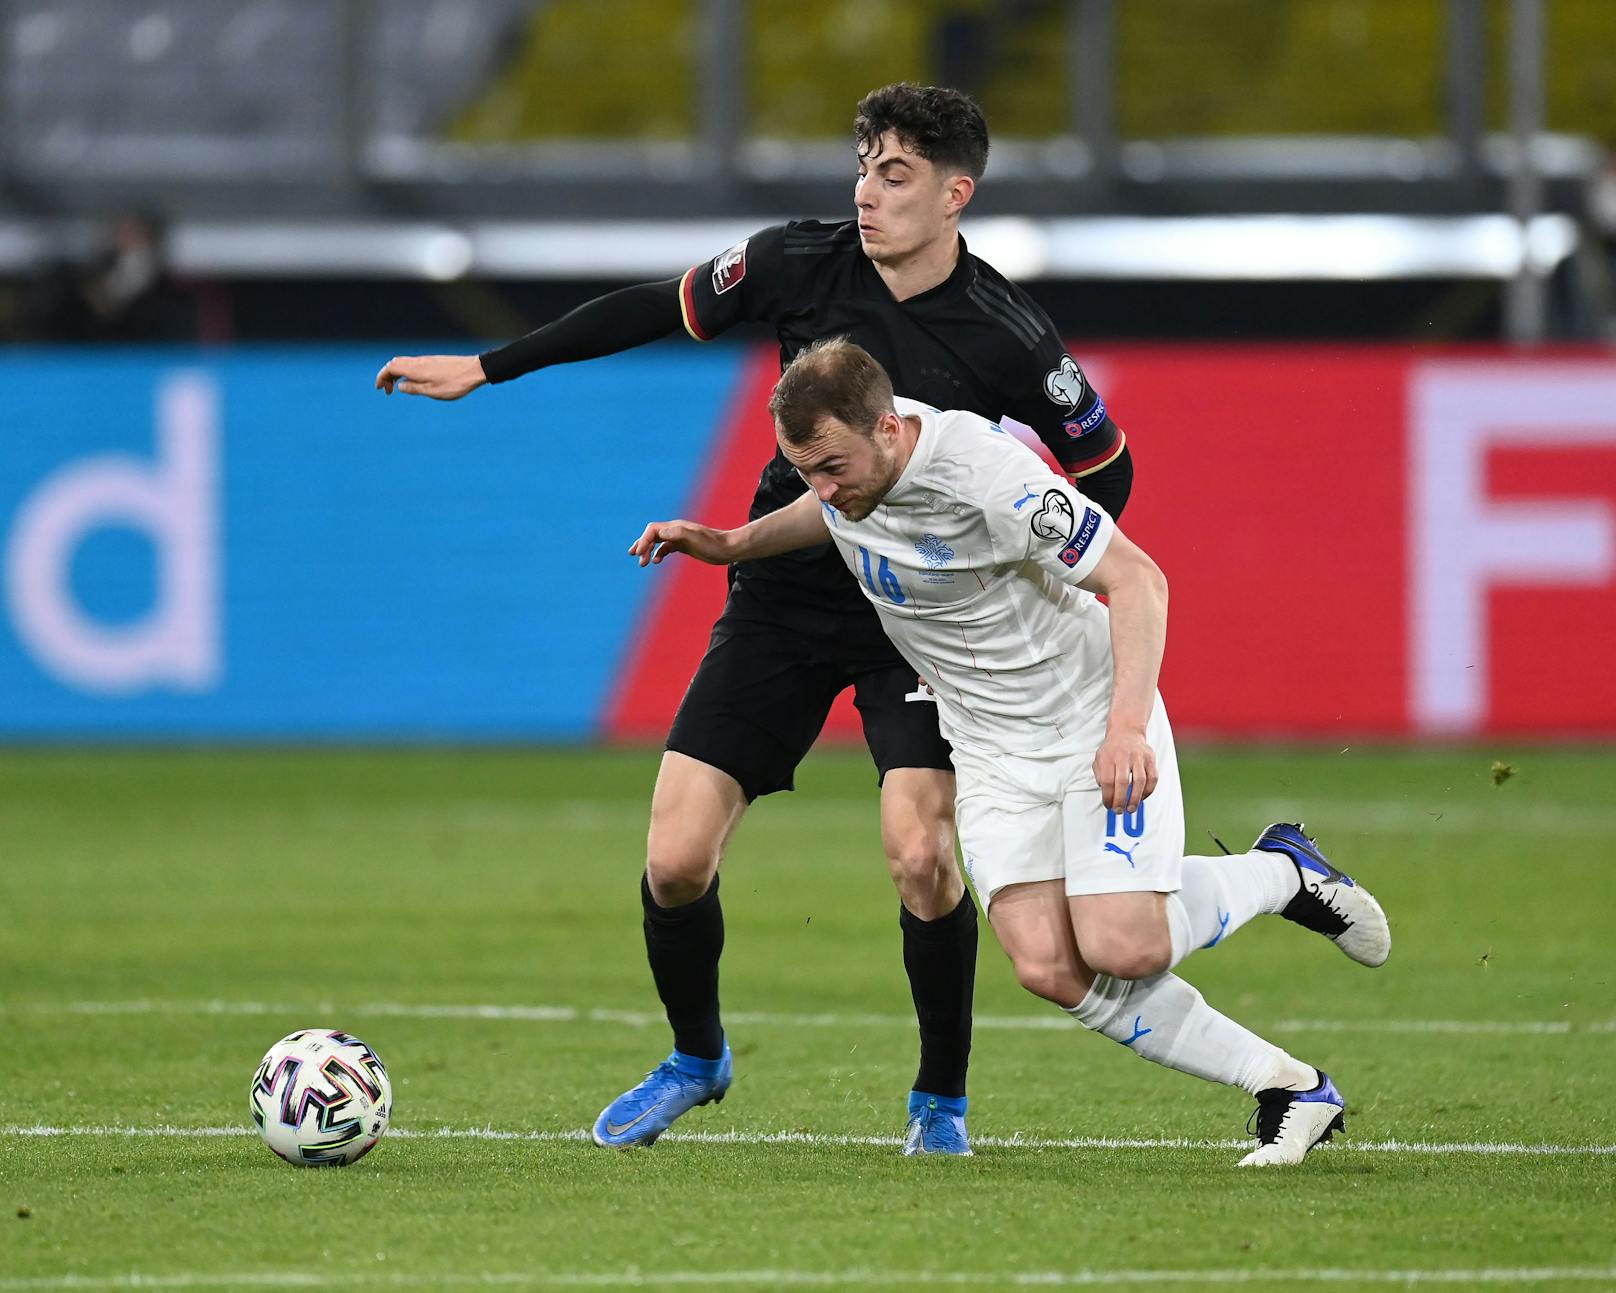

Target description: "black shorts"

left=665, top=579, right=954, bottom=800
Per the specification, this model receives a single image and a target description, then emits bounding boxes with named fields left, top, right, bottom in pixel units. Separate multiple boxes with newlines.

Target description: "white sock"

left=1164, top=851, right=1301, bottom=966
left=1065, top=972, right=1316, bottom=1096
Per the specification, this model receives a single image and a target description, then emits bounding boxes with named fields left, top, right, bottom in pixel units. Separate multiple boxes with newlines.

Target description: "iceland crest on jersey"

left=916, top=534, right=955, bottom=569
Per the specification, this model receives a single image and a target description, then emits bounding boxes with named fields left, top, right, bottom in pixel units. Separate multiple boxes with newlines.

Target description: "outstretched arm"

left=630, top=491, right=830, bottom=567
left=375, top=278, right=682, bottom=399
left=1077, top=529, right=1169, bottom=813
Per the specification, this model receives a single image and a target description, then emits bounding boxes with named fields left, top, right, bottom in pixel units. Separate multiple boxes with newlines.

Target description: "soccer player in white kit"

left=631, top=338, right=1393, bottom=1166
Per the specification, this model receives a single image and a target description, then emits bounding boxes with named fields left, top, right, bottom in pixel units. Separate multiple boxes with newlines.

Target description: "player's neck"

left=890, top=414, right=923, bottom=482
left=869, top=414, right=925, bottom=510
left=872, top=231, right=961, bottom=302
left=899, top=413, right=923, bottom=459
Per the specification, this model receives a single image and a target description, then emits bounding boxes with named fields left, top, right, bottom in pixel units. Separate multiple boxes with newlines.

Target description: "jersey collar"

left=859, top=233, right=975, bottom=306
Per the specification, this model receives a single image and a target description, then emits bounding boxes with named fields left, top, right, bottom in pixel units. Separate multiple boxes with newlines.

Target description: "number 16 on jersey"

left=858, top=546, right=907, bottom=605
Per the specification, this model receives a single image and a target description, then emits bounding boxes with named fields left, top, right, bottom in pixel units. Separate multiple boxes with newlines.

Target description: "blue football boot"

left=1255, top=822, right=1391, bottom=967
left=902, top=1091, right=972, bottom=1156
left=1238, top=1070, right=1347, bottom=1167
left=591, top=1042, right=732, bottom=1149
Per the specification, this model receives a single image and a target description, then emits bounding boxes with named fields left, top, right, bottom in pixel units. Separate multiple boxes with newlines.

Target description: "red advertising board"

left=610, top=346, right=1616, bottom=742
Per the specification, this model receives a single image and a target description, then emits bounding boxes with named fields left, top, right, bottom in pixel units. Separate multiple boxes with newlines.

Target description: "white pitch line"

left=5, top=1124, right=1613, bottom=1157
left=6, top=999, right=1612, bottom=1038
left=1267, top=1018, right=1615, bottom=1036
left=3, top=1267, right=1616, bottom=1290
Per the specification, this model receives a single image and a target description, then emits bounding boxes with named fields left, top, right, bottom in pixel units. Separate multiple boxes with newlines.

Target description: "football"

left=249, top=1029, right=392, bottom=1167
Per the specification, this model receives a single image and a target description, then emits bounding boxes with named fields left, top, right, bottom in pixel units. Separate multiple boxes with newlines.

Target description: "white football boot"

left=1238, top=1071, right=1347, bottom=1167
left=1255, top=822, right=1391, bottom=968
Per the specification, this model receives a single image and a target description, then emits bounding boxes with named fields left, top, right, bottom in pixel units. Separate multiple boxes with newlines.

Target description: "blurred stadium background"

left=5, top=4, right=1616, bottom=1286
left=3, top=0, right=1613, bottom=743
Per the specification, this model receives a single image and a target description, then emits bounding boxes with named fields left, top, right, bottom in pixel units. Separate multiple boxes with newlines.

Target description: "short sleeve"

left=677, top=225, right=789, bottom=341
left=983, top=452, right=1117, bottom=586
left=1000, top=331, right=1125, bottom=479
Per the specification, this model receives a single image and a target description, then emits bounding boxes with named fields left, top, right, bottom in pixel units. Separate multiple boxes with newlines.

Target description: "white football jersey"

left=820, top=397, right=1120, bottom=757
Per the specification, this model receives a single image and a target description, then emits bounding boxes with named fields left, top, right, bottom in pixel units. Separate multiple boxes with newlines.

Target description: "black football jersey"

left=679, top=219, right=1124, bottom=607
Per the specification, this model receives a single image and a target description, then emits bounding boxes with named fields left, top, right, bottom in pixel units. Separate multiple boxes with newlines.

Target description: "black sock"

left=642, top=872, right=725, bottom=1060
left=900, top=888, right=977, bottom=1099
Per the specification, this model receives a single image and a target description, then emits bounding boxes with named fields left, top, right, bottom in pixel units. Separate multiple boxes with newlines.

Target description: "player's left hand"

left=629, top=520, right=733, bottom=567
left=1093, top=729, right=1157, bottom=813
left=374, top=353, right=487, bottom=400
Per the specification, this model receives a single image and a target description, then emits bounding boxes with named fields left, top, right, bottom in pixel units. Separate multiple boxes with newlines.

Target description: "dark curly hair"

left=854, top=83, right=990, bottom=181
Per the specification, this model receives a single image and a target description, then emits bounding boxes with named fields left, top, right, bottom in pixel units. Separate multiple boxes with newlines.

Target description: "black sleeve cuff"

left=1075, top=443, right=1133, bottom=521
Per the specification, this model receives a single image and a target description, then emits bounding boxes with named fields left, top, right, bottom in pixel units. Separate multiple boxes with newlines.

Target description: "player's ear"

left=944, top=173, right=975, bottom=216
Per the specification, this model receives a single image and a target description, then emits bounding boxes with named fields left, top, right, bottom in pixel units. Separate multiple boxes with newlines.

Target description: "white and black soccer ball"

left=249, top=1029, right=392, bottom=1166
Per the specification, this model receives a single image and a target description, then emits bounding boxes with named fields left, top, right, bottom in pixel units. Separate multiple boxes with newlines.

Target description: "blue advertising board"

left=1, top=345, right=744, bottom=739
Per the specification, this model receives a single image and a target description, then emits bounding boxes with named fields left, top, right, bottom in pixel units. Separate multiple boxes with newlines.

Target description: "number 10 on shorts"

left=1106, top=805, right=1146, bottom=839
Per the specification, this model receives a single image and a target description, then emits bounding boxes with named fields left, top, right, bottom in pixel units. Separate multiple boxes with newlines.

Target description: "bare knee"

left=1010, top=954, right=1088, bottom=1008
left=1080, top=928, right=1172, bottom=981
left=886, top=834, right=962, bottom=918
left=881, top=769, right=961, bottom=920
left=645, top=847, right=718, bottom=907
left=643, top=833, right=720, bottom=905
left=645, top=752, right=744, bottom=907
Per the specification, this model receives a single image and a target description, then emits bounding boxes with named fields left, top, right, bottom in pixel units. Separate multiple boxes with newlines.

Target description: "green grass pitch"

left=1, top=745, right=1612, bottom=1291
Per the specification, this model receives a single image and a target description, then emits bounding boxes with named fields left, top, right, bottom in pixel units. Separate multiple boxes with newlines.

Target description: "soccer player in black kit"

left=376, top=84, right=1132, bottom=1153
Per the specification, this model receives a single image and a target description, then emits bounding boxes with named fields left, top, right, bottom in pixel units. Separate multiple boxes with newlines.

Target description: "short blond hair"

left=768, top=338, right=895, bottom=446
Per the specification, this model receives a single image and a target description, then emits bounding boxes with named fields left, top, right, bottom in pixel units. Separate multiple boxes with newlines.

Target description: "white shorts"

left=952, top=697, right=1185, bottom=909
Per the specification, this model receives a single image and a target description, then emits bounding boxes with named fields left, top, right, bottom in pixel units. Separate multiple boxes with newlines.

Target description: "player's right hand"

left=1093, top=729, right=1157, bottom=813
left=374, top=354, right=487, bottom=400
left=629, top=520, right=733, bottom=567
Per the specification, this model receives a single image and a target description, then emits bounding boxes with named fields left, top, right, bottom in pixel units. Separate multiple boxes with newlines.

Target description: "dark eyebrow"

left=858, top=156, right=914, bottom=174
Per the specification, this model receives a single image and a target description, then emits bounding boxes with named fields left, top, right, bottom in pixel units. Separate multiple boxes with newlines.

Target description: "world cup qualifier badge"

left=1042, top=354, right=1087, bottom=411
left=1029, top=489, right=1076, bottom=542
left=711, top=239, right=749, bottom=295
